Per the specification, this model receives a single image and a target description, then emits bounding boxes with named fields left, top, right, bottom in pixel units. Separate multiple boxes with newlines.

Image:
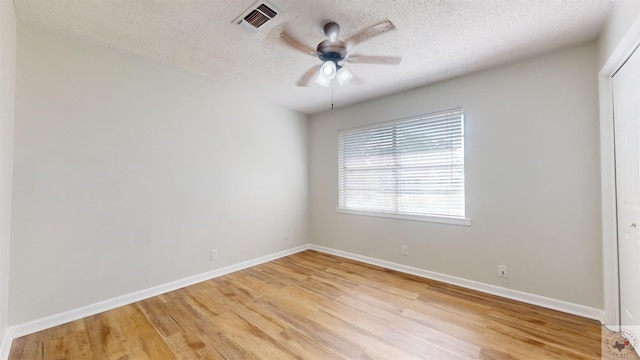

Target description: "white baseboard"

left=6, top=244, right=310, bottom=346
left=0, top=328, right=12, bottom=360
left=310, top=245, right=605, bottom=322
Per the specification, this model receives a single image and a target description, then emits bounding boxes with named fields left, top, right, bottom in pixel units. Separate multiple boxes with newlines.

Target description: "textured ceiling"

left=13, top=0, right=613, bottom=115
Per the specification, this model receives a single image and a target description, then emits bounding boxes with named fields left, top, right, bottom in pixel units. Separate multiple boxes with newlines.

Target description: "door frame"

left=600, top=14, right=640, bottom=330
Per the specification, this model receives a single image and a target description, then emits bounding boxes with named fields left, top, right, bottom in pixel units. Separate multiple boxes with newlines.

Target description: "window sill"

left=335, top=208, right=471, bottom=226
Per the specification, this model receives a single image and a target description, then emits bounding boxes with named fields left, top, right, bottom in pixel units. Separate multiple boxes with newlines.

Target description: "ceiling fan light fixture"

left=315, top=72, right=331, bottom=87
left=320, top=60, right=337, bottom=78
left=336, top=67, right=353, bottom=86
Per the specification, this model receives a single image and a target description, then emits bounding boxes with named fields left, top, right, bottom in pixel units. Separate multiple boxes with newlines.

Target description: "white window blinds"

left=338, top=108, right=465, bottom=218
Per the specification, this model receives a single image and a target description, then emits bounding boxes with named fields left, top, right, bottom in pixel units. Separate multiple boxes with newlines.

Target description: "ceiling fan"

left=280, top=20, right=402, bottom=87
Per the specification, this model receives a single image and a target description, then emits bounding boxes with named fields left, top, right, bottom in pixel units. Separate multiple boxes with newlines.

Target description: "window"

left=338, top=108, right=467, bottom=225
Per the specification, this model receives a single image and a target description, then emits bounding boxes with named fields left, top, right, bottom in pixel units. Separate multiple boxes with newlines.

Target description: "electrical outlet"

left=401, top=245, right=409, bottom=256
left=210, top=249, right=218, bottom=260
left=498, top=265, right=507, bottom=278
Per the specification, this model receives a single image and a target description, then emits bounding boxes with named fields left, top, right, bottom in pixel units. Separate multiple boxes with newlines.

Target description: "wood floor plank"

left=253, top=292, right=365, bottom=359
left=275, top=327, right=347, bottom=360
left=334, top=289, right=482, bottom=358
left=9, top=250, right=638, bottom=360
left=269, top=286, right=423, bottom=359
left=159, top=293, right=239, bottom=359
left=9, top=335, right=44, bottom=360
left=82, top=313, right=129, bottom=360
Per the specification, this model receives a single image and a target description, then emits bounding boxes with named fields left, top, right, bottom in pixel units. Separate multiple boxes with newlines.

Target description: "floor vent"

left=234, top=2, right=281, bottom=31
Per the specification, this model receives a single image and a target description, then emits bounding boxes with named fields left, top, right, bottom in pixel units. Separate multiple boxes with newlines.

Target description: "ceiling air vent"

left=235, top=1, right=281, bottom=30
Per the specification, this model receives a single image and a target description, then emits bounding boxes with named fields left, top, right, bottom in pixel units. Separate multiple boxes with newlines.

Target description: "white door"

left=613, top=44, right=640, bottom=345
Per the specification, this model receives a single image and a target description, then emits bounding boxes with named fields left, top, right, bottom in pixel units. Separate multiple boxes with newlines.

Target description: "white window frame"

left=337, top=108, right=470, bottom=226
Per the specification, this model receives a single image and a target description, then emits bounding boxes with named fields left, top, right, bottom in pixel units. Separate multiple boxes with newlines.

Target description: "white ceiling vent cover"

left=234, top=1, right=283, bottom=31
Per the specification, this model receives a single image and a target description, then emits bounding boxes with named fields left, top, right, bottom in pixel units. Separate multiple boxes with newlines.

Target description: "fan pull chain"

left=331, top=85, right=334, bottom=110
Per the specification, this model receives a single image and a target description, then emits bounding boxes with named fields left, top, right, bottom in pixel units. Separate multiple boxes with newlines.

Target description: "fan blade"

left=296, top=65, right=321, bottom=86
left=345, top=20, right=396, bottom=46
left=347, top=55, right=402, bottom=65
left=280, top=30, right=316, bottom=56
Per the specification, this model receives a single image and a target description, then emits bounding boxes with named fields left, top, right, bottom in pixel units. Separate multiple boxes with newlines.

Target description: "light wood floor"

left=9, top=250, right=638, bottom=359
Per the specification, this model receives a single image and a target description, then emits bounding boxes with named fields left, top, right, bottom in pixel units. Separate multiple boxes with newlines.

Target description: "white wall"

left=310, top=42, right=603, bottom=309
left=10, top=24, right=309, bottom=325
left=0, top=0, right=16, bottom=353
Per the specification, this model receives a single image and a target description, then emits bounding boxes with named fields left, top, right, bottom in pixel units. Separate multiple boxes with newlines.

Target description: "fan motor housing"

left=317, top=40, right=347, bottom=62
